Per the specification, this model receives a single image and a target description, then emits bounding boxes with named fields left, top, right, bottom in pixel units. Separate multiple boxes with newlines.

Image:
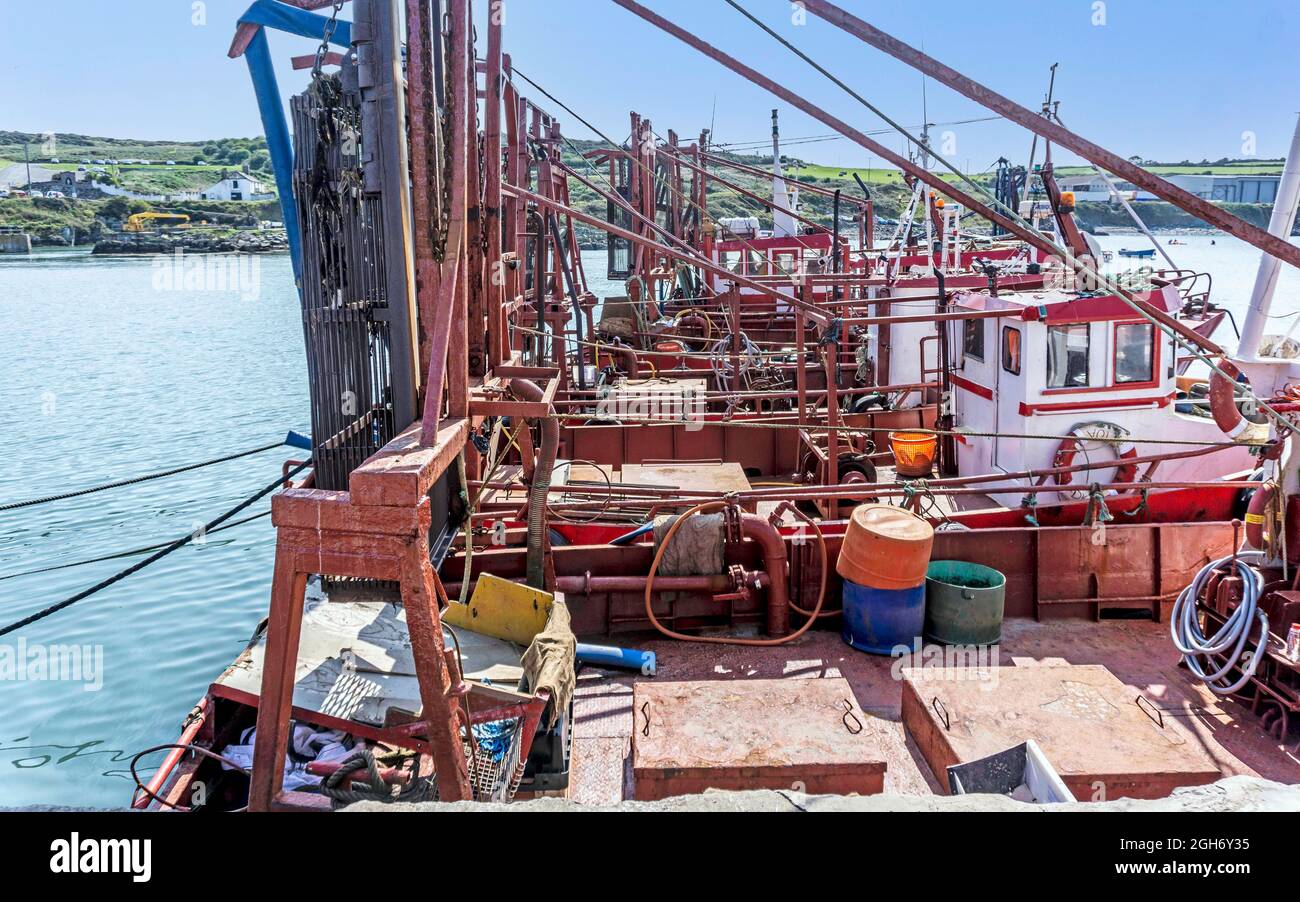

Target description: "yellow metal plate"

left=444, top=573, right=553, bottom=645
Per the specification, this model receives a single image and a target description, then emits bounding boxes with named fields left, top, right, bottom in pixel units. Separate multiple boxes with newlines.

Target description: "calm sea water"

left=0, top=235, right=1294, bottom=809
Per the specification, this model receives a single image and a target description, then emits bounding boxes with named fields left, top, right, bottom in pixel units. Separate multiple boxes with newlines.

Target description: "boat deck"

left=560, top=618, right=1300, bottom=805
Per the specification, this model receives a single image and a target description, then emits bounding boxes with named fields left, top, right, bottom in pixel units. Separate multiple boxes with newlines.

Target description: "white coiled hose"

left=1169, top=552, right=1270, bottom=696
left=709, top=333, right=763, bottom=392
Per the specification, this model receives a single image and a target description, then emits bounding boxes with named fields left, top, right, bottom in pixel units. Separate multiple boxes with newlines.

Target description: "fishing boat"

left=1119, top=247, right=1158, bottom=258
left=122, top=0, right=1300, bottom=812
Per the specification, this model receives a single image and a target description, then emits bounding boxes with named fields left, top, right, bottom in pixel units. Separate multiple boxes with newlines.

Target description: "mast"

left=771, top=109, right=797, bottom=237
left=1238, top=114, right=1300, bottom=360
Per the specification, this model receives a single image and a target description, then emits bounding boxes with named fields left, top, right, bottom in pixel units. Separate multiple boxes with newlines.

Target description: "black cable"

left=0, top=461, right=310, bottom=638
left=0, top=510, right=272, bottom=582
left=0, top=440, right=287, bottom=512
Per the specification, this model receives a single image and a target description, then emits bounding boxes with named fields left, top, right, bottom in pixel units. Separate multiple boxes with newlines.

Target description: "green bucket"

left=924, top=561, right=1006, bottom=646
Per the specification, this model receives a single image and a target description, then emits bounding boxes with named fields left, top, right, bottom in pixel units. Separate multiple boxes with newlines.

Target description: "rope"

left=0, top=461, right=311, bottom=638
left=0, top=440, right=287, bottom=512
left=1085, top=483, right=1114, bottom=526
left=1121, top=487, right=1150, bottom=518
left=1020, top=492, right=1039, bottom=527
left=0, top=510, right=271, bottom=582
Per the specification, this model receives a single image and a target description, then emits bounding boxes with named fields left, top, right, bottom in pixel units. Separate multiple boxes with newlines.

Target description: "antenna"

left=1024, top=62, right=1058, bottom=198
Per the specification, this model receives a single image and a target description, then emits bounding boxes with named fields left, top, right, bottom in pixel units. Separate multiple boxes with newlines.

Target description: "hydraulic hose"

left=1169, top=552, right=1270, bottom=696
left=643, top=501, right=827, bottom=646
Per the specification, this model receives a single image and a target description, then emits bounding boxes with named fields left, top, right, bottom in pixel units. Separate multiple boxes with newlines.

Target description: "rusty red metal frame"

left=608, top=0, right=1223, bottom=357
left=800, top=0, right=1300, bottom=273
left=503, top=183, right=830, bottom=326
left=248, top=422, right=475, bottom=811
left=420, top=0, right=472, bottom=443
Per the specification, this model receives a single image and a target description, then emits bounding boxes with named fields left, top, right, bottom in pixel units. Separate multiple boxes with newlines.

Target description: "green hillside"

left=0, top=131, right=275, bottom=194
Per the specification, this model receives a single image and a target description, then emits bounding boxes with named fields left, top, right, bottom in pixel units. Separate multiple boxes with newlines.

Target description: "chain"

left=411, top=0, right=443, bottom=265
left=312, top=1, right=346, bottom=79
left=434, top=8, right=455, bottom=262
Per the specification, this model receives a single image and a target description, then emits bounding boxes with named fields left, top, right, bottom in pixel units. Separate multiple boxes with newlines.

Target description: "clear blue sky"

left=3, top=0, right=1297, bottom=171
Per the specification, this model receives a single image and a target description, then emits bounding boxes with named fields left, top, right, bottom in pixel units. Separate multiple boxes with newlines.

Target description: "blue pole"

left=243, top=27, right=302, bottom=285
left=576, top=643, right=657, bottom=675
left=234, top=1, right=355, bottom=287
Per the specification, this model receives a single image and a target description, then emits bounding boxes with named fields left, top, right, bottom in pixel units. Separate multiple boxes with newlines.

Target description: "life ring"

left=1244, top=482, right=1279, bottom=551
left=1044, top=421, right=1138, bottom=497
left=1209, top=360, right=1255, bottom=438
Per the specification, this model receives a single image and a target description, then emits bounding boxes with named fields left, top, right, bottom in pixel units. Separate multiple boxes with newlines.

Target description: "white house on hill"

left=200, top=171, right=273, bottom=202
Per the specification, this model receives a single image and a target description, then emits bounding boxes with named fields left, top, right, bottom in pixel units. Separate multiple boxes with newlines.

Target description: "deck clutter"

left=125, top=0, right=1300, bottom=810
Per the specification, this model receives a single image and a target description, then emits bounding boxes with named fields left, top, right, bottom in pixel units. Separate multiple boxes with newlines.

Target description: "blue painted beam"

left=238, top=0, right=352, bottom=48
left=243, top=28, right=303, bottom=284
left=234, top=1, right=356, bottom=285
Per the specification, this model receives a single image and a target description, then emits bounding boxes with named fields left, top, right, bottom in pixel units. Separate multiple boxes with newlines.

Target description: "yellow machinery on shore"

left=124, top=212, right=190, bottom=232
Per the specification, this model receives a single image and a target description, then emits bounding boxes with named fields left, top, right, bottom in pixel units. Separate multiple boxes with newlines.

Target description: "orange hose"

left=643, top=502, right=828, bottom=645
left=783, top=505, right=840, bottom=619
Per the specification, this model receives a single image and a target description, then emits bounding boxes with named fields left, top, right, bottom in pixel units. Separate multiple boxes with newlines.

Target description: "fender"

left=1244, top=482, right=1278, bottom=551
left=1209, top=359, right=1252, bottom=438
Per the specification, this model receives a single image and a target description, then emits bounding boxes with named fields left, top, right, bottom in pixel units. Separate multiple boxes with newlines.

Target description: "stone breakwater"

left=92, top=230, right=289, bottom=255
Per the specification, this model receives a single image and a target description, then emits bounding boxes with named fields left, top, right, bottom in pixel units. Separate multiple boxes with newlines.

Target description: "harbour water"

left=0, top=234, right=1295, bottom=808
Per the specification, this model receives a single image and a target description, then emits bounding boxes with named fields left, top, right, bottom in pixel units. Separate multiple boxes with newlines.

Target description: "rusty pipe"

left=445, top=573, right=739, bottom=597
left=740, top=513, right=791, bottom=637
left=509, top=378, right=558, bottom=588
left=601, top=340, right=639, bottom=377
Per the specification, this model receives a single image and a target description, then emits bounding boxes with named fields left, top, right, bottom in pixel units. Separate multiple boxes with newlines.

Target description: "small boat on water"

left=1118, top=247, right=1157, bottom=258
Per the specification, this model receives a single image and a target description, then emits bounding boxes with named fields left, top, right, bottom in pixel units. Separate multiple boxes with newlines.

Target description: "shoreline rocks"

left=92, top=230, right=289, bottom=255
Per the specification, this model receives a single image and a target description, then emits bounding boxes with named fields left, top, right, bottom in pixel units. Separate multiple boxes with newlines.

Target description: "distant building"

left=200, top=171, right=272, bottom=202
left=1055, top=174, right=1117, bottom=202
left=1164, top=173, right=1279, bottom=203
left=1057, top=171, right=1280, bottom=204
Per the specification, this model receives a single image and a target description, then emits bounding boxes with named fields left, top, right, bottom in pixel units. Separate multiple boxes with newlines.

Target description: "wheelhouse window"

left=1047, top=323, right=1090, bottom=389
left=722, top=251, right=744, bottom=274
left=963, top=318, right=985, bottom=362
left=773, top=251, right=797, bottom=276
left=1002, top=326, right=1021, bottom=375
left=1114, top=322, right=1155, bottom=384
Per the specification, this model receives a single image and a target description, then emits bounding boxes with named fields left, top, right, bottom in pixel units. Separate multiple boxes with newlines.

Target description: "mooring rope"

left=0, top=440, right=288, bottom=512
left=0, top=510, right=272, bottom=582
left=0, top=461, right=310, bottom=638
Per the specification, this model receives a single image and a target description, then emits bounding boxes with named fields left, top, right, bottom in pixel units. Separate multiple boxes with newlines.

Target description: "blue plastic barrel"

left=841, top=579, right=926, bottom=655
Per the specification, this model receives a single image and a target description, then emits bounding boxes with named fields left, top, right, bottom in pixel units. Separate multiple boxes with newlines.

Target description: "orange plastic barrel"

left=889, top=431, right=938, bottom=477
left=836, top=504, right=934, bottom=590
